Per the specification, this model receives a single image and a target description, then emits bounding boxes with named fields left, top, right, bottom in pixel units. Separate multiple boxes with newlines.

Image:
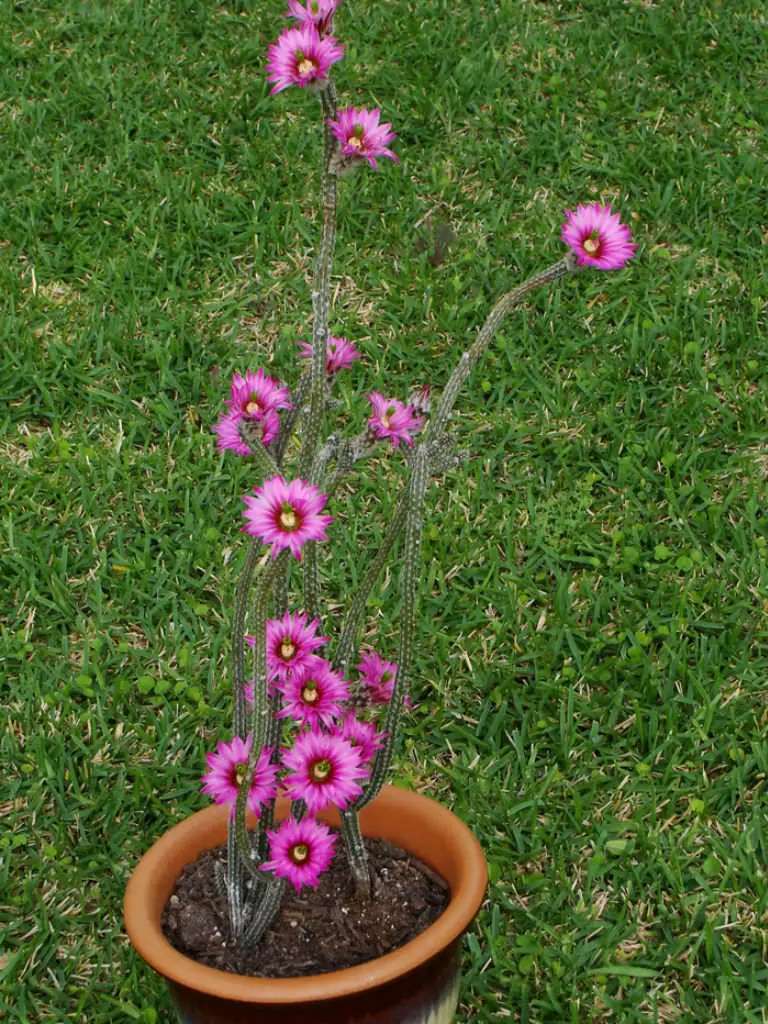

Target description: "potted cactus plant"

left=123, top=2, right=636, bottom=1021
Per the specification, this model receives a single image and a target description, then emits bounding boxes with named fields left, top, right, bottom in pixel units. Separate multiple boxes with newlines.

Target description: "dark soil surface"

left=162, top=834, right=450, bottom=977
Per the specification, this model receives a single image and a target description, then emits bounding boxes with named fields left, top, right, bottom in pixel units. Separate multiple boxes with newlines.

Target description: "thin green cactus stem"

left=247, top=436, right=279, bottom=479
left=232, top=540, right=260, bottom=740
left=354, top=446, right=430, bottom=811
left=233, top=782, right=263, bottom=882
left=256, top=689, right=284, bottom=863
left=333, top=493, right=409, bottom=676
left=320, top=79, right=338, bottom=202
left=241, top=877, right=287, bottom=950
left=298, top=85, right=340, bottom=622
left=272, top=370, right=310, bottom=467
left=299, top=91, right=339, bottom=480
left=225, top=820, right=245, bottom=937
left=303, top=543, right=320, bottom=621
left=230, top=550, right=289, bottom=933
left=341, top=809, right=371, bottom=897
left=428, top=254, right=578, bottom=440
left=249, top=551, right=290, bottom=753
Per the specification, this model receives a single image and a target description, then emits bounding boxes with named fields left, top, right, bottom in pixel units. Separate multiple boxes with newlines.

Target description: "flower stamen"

left=301, top=681, right=320, bottom=704
left=279, top=503, right=299, bottom=531
left=290, top=842, right=310, bottom=864
left=583, top=230, right=601, bottom=256
left=281, top=637, right=297, bottom=660
left=309, top=758, right=332, bottom=782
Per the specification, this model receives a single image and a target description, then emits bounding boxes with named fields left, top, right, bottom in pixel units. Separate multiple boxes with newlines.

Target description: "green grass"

left=1, top=0, right=767, bottom=1020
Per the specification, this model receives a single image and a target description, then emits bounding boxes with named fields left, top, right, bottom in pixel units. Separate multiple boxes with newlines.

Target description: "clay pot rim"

left=124, top=785, right=487, bottom=1004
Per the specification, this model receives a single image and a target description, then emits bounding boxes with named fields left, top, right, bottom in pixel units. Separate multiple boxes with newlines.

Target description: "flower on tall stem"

left=276, top=657, right=350, bottom=727
left=264, top=611, right=328, bottom=681
left=327, top=107, right=398, bottom=171
left=297, top=335, right=361, bottom=376
left=213, top=413, right=253, bottom=456
left=358, top=650, right=399, bottom=704
left=282, top=729, right=368, bottom=812
left=561, top=203, right=636, bottom=270
left=333, top=711, right=385, bottom=767
left=367, top=393, right=424, bottom=449
left=242, top=476, right=333, bottom=560
left=201, top=736, right=278, bottom=818
left=285, top=0, right=340, bottom=37
left=261, top=816, right=336, bottom=891
left=214, top=410, right=282, bottom=456
left=266, top=25, right=344, bottom=94
left=225, top=369, right=292, bottom=421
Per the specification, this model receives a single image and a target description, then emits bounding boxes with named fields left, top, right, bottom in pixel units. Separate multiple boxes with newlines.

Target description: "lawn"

left=1, top=0, right=767, bottom=1021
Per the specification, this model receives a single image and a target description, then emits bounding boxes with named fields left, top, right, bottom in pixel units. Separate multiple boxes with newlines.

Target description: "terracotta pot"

left=124, top=785, right=487, bottom=1023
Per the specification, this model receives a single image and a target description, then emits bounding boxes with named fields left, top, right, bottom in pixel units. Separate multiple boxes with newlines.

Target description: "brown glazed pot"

left=124, top=786, right=487, bottom=1024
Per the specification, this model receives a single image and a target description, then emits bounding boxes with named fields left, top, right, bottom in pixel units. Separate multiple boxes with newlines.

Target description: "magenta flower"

left=265, top=611, right=328, bottom=681
left=297, top=335, right=361, bottom=375
left=561, top=203, right=636, bottom=270
left=213, top=412, right=252, bottom=456
left=333, top=712, right=385, bottom=766
left=282, top=729, right=368, bottom=812
left=213, top=409, right=281, bottom=456
left=285, top=0, right=340, bottom=36
left=242, top=476, right=333, bottom=560
left=358, top=650, right=399, bottom=704
left=367, top=393, right=424, bottom=449
left=261, top=815, right=336, bottom=891
left=225, top=369, right=292, bottom=421
left=327, top=107, right=398, bottom=170
left=277, top=657, right=350, bottom=728
left=201, top=736, right=279, bottom=818
left=266, top=25, right=344, bottom=95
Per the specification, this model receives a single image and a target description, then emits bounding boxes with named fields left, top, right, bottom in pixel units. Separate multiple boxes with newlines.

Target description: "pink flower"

left=201, top=736, right=279, bottom=818
left=285, top=0, right=340, bottom=36
left=327, top=107, right=398, bottom=170
left=266, top=25, right=344, bottom=95
left=367, top=393, right=424, bottom=449
left=265, top=611, right=328, bottom=681
left=282, top=729, right=368, bottom=812
left=261, top=815, right=336, bottom=891
left=213, top=412, right=252, bottom=456
left=225, top=369, right=292, bottom=421
left=242, top=476, right=333, bottom=560
left=213, top=409, right=281, bottom=455
left=561, top=203, right=636, bottom=270
left=297, top=335, right=361, bottom=375
left=358, top=650, right=399, bottom=704
left=333, top=712, right=385, bottom=766
left=276, top=657, right=350, bottom=727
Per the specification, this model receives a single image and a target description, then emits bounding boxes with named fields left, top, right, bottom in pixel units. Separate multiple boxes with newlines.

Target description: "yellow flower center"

left=234, top=762, right=248, bottom=786
left=280, top=637, right=296, bottom=660
left=297, top=57, right=316, bottom=76
left=301, top=681, right=320, bottom=704
left=347, top=135, right=363, bottom=149
left=279, top=503, right=298, bottom=531
left=310, top=758, right=332, bottom=782
left=381, top=405, right=397, bottom=429
left=245, top=393, right=262, bottom=415
left=583, top=231, right=601, bottom=255
left=291, top=842, right=310, bottom=863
